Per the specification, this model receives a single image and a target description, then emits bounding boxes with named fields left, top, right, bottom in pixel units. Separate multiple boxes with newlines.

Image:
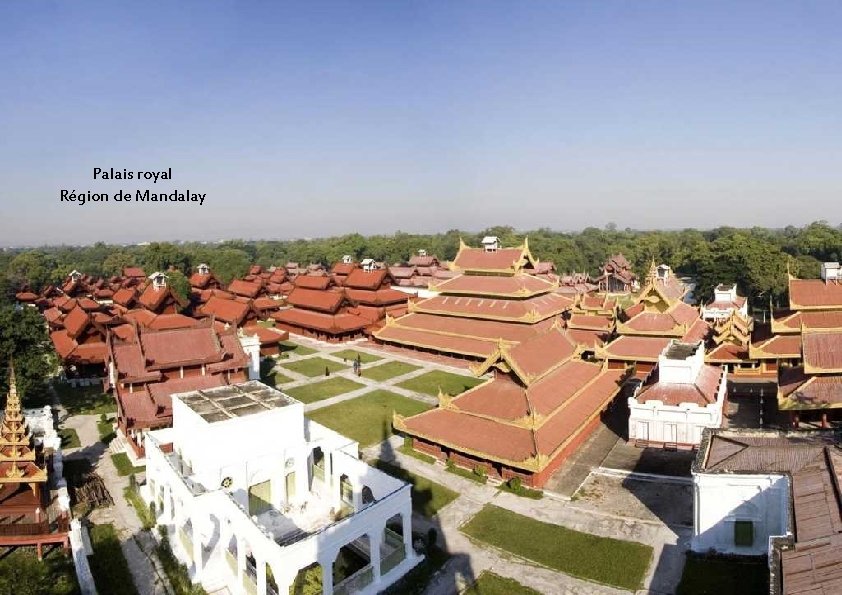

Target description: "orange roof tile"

left=789, top=278, right=842, bottom=310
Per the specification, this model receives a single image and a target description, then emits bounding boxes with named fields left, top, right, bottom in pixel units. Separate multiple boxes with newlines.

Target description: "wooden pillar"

left=821, top=412, right=828, bottom=429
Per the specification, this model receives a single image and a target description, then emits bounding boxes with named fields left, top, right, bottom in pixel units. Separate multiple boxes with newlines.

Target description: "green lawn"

left=307, top=390, right=431, bottom=446
left=463, top=572, right=541, bottom=595
left=285, top=377, right=365, bottom=404
left=677, top=553, right=769, bottom=595
left=373, top=459, right=458, bottom=517
left=279, top=341, right=316, bottom=356
left=331, top=349, right=382, bottom=364
left=111, top=453, right=144, bottom=476
left=261, top=370, right=294, bottom=388
left=397, top=370, right=484, bottom=396
left=281, top=356, right=348, bottom=377
left=89, top=523, right=139, bottom=595
left=0, top=547, right=80, bottom=595
left=54, top=382, right=116, bottom=415
left=97, top=418, right=115, bottom=444
left=461, top=505, right=652, bottom=591
left=59, top=427, right=81, bottom=449
left=363, top=360, right=420, bottom=382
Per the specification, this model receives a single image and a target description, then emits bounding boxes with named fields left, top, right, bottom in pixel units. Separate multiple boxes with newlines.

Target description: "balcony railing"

left=334, top=564, right=373, bottom=595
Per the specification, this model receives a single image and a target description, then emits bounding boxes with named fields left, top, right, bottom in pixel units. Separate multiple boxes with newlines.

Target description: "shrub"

left=473, top=465, right=486, bottom=479
left=508, top=477, right=522, bottom=491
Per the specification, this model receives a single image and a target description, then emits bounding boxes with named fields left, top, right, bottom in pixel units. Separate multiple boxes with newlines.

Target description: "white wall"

left=628, top=369, right=727, bottom=446
left=692, top=472, right=790, bottom=555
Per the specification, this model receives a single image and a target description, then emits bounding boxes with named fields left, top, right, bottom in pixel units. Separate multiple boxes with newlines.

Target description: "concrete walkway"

left=63, top=414, right=173, bottom=595
left=268, top=342, right=481, bottom=412
left=365, top=436, right=688, bottom=595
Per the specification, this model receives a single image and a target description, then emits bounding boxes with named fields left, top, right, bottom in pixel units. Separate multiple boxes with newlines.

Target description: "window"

left=734, top=520, right=753, bottom=547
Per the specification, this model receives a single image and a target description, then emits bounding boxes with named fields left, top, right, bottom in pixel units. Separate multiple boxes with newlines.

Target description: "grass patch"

left=463, top=571, right=541, bottom=595
left=373, top=459, right=458, bottom=517
left=261, top=369, right=294, bottom=388
left=363, top=360, right=420, bottom=381
left=285, top=377, right=365, bottom=404
left=157, top=533, right=207, bottom=595
left=111, top=453, right=144, bottom=476
left=461, top=505, right=652, bottom=591
left=97, top=417, right=115, bottom=444
left=279, top=341, right=316, bottom=357
left=498, top=478, right=543, bottom=500
left=676, top=553, right=769, bottom=595
left=123, top=483, right=155, bottom=530
left=307, top=390, right=431, bottom=446
left=59, top=427, right=81, bottom=449
left=446, top=464, right=488, bottom=484
left=54, top=382, right=116, bottom=416
left=397, top=370, right=484, bottom=396
left=0, top=547, right=80, bottom=595
left=88, top=523, right=139, bottom=595
left=331, top=349, right=382, bottom=363
left=281, top=356, right=347, bottom=377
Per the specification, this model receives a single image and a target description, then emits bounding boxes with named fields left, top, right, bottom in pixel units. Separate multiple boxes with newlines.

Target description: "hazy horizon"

left=2, top=1, right=841, bottom=245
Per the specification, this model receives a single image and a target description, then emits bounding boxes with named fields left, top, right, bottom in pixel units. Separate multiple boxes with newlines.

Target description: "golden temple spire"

left=5, top=359, right=22, bottom=419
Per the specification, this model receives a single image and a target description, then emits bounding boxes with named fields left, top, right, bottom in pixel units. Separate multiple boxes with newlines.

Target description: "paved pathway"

left=63, top=414, right=173, bottom=595
left=365, top=436, right=688, bottom=595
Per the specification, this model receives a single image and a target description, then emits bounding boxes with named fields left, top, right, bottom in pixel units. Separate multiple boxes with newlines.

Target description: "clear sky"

left=1, top=1, right=841, bottom=245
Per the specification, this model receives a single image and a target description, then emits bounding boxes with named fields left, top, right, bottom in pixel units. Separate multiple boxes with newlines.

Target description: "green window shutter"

left=734, top=520, right=754, bottom=546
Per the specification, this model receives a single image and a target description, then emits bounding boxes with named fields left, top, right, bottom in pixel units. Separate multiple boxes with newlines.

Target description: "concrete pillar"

left=402, top=508, right=413, bottom=559
left=192, top=519, right=203, bottom=580
left=256, top=556, right=266, bottom=595
left=370, top=530, right=383, bottom=583
left=352, top=485, right=362, bottom=511
left=320, top=549, right=337, bottom=595
left=236, top=536, right=246, bottom=587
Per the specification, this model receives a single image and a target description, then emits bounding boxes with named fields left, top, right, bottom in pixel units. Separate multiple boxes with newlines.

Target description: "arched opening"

left=334, top=535, right=373, bottom=593
left=340, top=474, right=353, bottom=507
left=311, top=446, right=325, bottom=483
left=361, top=485, right=375, bottom=506
left=382, top=513, right=407, bottom=575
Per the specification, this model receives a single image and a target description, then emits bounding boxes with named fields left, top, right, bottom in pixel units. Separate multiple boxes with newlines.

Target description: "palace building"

left=597, top=254, right=638, bottom=294
left=396, top=326, right=628, bottom=487
left=596, top=263, right=708, bottom=380
left=272, top=268, right=408, bottom=342
left=143, top=381, right=420, bottom=594
left=374, top=238, right=574, bottom=361
left=106, top=321, right=256, bottom=458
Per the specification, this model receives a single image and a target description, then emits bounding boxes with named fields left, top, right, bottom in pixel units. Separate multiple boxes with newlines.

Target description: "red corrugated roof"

left=432, top=273, right=554, bottom=296
left=453, top=247, right=528, bottom=272
left=199, top=296, right=250, bottom=325
left=228, top=279, right=263, bottom=298
left=286, top=287, right=344, bottom=313
left=803, top=331, right=842, bottom=371
left=790, top=278, right=842, bottom=309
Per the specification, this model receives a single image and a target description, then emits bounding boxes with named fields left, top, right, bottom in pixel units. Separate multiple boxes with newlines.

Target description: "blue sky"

left=1, top=1, right=841, bottom=245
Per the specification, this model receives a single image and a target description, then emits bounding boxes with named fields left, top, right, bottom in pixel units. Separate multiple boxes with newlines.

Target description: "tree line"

left=1, top=221, right=841, bottom=310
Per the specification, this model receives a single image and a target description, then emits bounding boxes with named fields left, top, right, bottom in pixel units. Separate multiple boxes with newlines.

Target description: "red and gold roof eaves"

left=450, top=238, right=538, bottom=274
left=802, top=328, right=842, bottom=374
left=429, top=272, right=558, bottom=297
left=567, top=312, right=614, bottom=331
left=788, top=277, right=842, bottom=311
left=749, top=334, right=803, bottom=360
left=595, top=335, right=673, bottom=362
left=778, top=367, right=842, bottom=410
left=409, top=293, right=571, bottom=323
left=395, top=364, right=627, bottom=472
left=468, top=326, right=579, bottom=386
left=375, top=322, right=511, bottom=359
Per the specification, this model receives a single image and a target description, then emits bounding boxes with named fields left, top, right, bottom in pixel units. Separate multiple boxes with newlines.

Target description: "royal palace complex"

left=13, top=240, right=842, bottom=593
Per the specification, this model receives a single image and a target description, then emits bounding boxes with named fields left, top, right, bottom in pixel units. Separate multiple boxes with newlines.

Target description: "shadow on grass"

left=374, top=420, right=476, bottom=595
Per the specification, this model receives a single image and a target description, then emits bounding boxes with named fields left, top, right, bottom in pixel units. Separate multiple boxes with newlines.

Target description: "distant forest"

left=1, top=221, right=840, bottom=310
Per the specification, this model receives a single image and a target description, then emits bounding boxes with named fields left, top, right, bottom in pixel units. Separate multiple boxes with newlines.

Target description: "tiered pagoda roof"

left=272, top=268, right=408, bottom=339
left=395, top=327, right=628, bottom=477
left=374, top=239, right=574, bottom=360
left=0, top=364, right=48, bottom=490
left=597, top=263, right=707, bottom=373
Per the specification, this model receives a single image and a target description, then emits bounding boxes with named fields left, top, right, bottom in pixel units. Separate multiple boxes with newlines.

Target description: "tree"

left=102, top=251, right=137, bottom=276
left=208, top=249, right=251, bottom=284
left=5, top=251, right=51, bottom=291
left=141, top=242, right=190, bottom=274
left=166, top=270, right=192, bottom=307
left=0, top=306, right=55, bottom=405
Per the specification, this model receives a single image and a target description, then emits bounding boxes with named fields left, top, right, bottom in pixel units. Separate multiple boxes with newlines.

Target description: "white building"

left=628, top=341, right=727, bottom=448
left=143, top=381, right=421, bottom=595
left=701, top=284, right=748, bottom=321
